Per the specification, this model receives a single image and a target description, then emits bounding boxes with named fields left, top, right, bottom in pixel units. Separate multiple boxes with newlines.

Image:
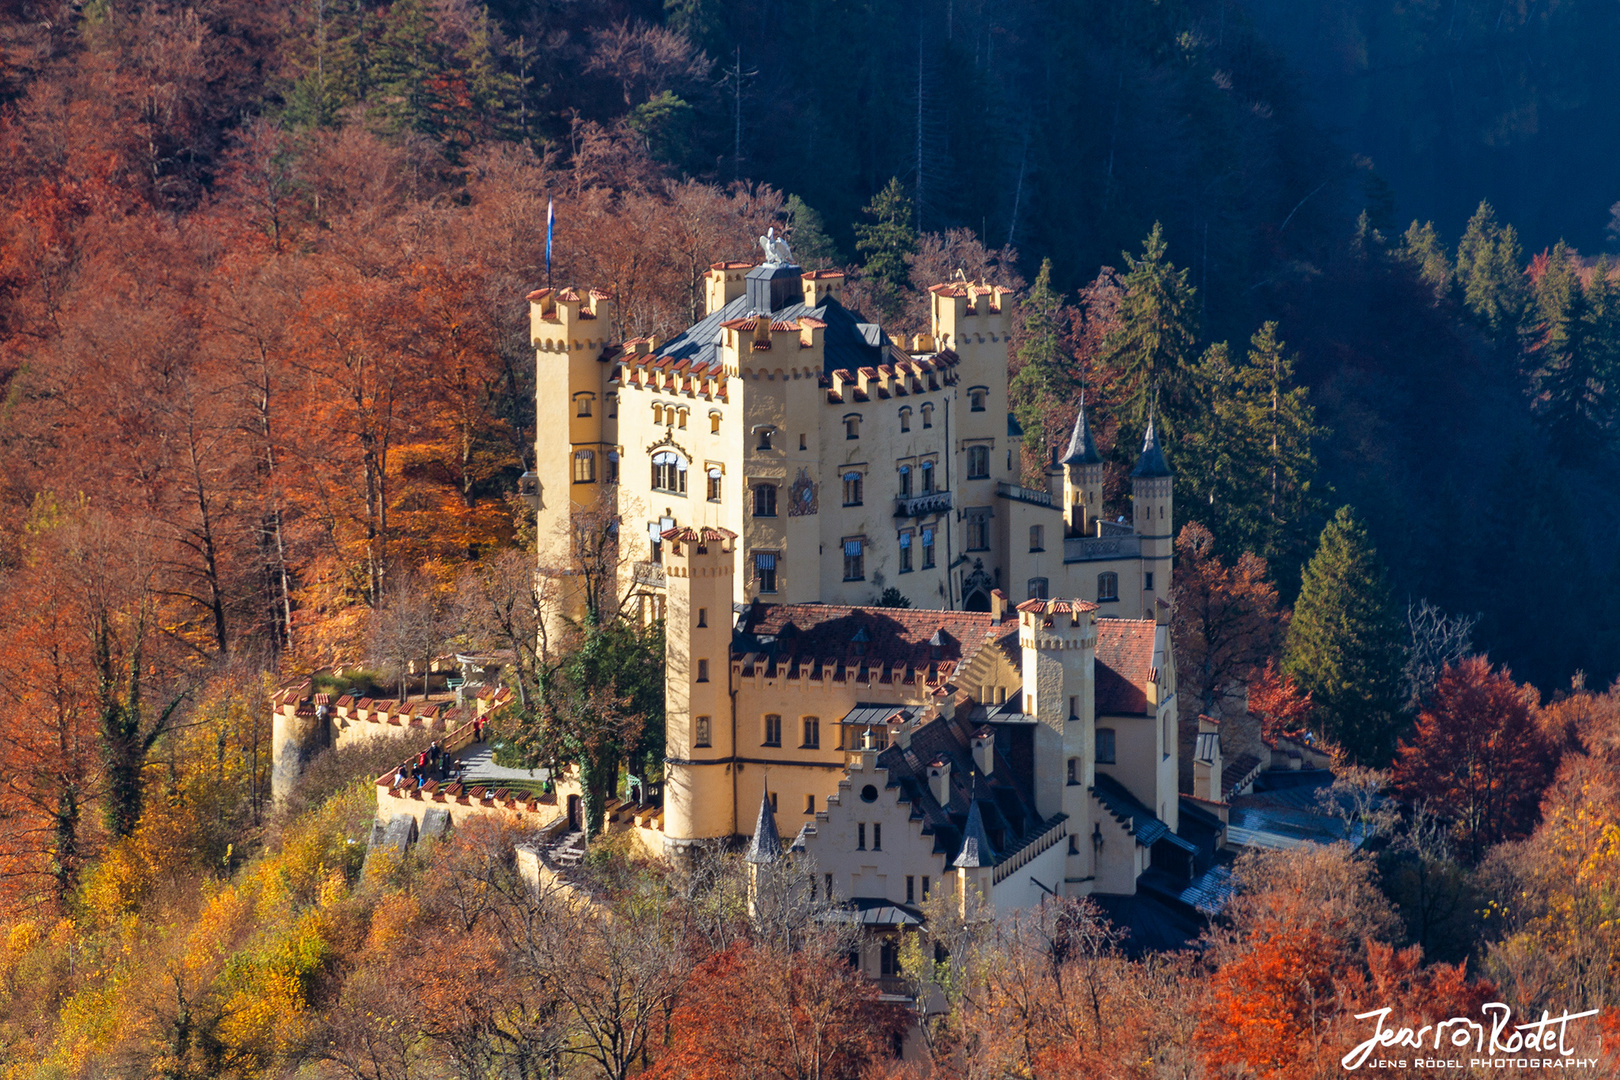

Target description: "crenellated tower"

left=661, top=525, right=738, bottom=856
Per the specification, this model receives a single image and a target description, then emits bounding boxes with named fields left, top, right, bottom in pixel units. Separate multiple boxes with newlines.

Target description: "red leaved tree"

left=1393, top=656, right=1555, bottom=862
left=654, top=941, right=905, bottom=1080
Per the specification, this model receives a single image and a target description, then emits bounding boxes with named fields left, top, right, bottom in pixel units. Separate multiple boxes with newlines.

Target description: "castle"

left=527, top=253, right=1171, bottom=621
left=528, top=245, right=1233, bottom=921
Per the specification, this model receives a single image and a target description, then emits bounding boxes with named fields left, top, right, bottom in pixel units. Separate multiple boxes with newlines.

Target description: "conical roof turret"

left=952, top=793, right=998, bottom=868
left=1130, top=409, right=1172, bottom=478
left=745, top=788, right=784, bottom=864
left=1060, top=392, right=1102, bottom=466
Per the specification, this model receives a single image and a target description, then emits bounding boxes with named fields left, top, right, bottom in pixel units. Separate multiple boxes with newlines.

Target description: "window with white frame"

left=652, top=451, right=687, bottom=494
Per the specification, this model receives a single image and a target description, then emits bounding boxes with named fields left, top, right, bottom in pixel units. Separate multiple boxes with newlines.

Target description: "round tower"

left=661, top=525, right=738, bottom=858
left=1130, top=413, right=1174, bottom=616
left=1061, top=392, right=1105, bottom=537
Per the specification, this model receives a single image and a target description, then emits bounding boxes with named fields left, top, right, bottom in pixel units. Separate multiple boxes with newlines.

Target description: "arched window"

left=1095, top=728, right=1116, bottom=764
left=652, top=403, right=664, bottom=425
left=574, top=393, right=594, bottom=417
left=706, top=466, right=723, bottom=502
left=921, top=403, right=934, bottom=428
left=677, top=407, right=689, bottom=429
left=1097, top=571, right=1119, bottom=602
left=652, top=451, right=687, bottom=494
left=573, top=449, right=596, bottom=483
left=899, top=407, right=912, bottom=432
left=968, top=387, right=987, bottom=412
left=710, top=411, right=722, bottom=434
left=844, top=414, right=861, bottom=440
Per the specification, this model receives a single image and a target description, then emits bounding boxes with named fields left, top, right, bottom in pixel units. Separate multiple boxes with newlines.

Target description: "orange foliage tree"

left=654, top=940, right=905, bottom=1080
left=1393, top=656, right=1555, bottom=862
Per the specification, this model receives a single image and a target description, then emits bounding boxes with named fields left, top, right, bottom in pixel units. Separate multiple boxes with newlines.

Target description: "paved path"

left=456, top=741, right=551, bottom=784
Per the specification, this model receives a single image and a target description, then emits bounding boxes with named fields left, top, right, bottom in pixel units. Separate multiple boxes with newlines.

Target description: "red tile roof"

left=1015, top=598, right=1099, bottom=616
left=1095, top=619, right=1156, bottom=715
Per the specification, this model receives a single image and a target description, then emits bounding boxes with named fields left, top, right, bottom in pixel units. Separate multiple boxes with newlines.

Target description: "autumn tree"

left=655, top=938, right=904, bottom=1080
left=1393, top=656, right=1555, bottom=862
left=1170, top=522, right=1283, bottom=719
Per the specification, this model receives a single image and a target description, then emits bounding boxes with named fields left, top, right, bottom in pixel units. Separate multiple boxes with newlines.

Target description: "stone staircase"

left=547, top=829, right=586, bottom=868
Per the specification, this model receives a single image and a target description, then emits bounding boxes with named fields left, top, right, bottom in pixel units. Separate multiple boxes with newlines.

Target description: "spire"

left=1130, top=407, right=1172, bottom=478
left=952, top=795, right=998, bottom=868
left=1060, top=391, right=1102, bottom=466
left=745, top=788, right=784, bottom=864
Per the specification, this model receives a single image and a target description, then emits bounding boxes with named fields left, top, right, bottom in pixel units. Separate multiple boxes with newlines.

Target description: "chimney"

left=927, top=758, right=952, bottom=807
left=989, top=589, right=1008, bottom=625
left=971, top=728, right=994, bottom=776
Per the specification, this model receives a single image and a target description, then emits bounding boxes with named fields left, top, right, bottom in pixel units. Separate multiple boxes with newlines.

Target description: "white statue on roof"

left=759, top=226, right=793, bottom=267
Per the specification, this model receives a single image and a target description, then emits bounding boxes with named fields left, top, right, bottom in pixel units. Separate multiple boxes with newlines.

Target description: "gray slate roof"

left=746, top=788, right=784, bottom=864
left=1130, top=413, right=1173, bottom=478
left=654, top=292, right=887, bottom=376
left=1061, top=393, right=1102, bottom=465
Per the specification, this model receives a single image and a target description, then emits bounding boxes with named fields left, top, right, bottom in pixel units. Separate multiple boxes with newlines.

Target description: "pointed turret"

left=953, top=797, right=997, bottom=869
left=1062, top=392, right=1106, bottom=536
left=746, top=788, right=783, bottom=864
left=1061, top=393, right=1102, bottom=466
left=1130, top=412, right=1172, bottom=478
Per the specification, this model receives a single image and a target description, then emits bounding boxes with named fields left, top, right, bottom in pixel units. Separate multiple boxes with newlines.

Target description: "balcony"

left=1064, top=533, right=1141, bottom=563
left=894, top=490, right=952, bottom=518
left=996, top=481, right=1054, bottom=508
left=631, top=562, right=667, bottom=589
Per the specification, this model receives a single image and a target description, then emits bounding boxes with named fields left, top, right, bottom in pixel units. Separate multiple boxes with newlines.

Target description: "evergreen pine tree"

left=1284, top=506, right=1407, bottom=764
left=854, top=178, right=917, bottom=320
left=785, top=194, right=839, bottom=269
left=1527, top=241, right=1610, bottom=458
left=1178, top=325, right=1324, bottom=578
left=1236, top=322, right=1326, bottom=574
left=1009, top=258, right=1071, bottom=464
left=1455, top=201, right=1527, bottom=341
left=1396, top=220, right=1452, bottom=299
left=1097, top=223, right=1198, bottom=444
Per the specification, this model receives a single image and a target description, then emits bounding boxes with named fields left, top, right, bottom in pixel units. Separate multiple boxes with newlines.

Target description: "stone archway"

left=962, top=566, right=994, bottom=612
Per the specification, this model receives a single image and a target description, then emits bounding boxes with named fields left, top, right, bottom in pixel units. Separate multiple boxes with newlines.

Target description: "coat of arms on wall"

left=788, top=469, right=817, bottom=517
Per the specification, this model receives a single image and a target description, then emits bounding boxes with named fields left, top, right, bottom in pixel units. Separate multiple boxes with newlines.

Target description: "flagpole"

left=546, top=197, right=554, bottom=292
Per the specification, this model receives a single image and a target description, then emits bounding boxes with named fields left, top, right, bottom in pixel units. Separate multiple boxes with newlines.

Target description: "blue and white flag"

left=545, top=197, right=555, bottom=282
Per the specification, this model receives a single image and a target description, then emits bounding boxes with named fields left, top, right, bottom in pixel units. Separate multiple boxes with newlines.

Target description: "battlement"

left=528, top=286, right=614, bottom=349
